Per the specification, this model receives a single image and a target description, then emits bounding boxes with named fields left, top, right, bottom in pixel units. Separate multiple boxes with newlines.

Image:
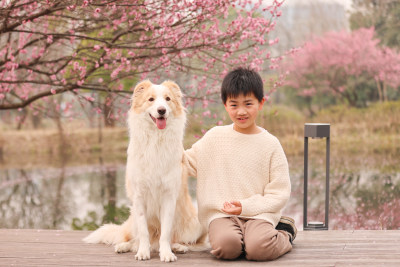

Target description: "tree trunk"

left=383, top=81, right=388, bottom=101
left=376, top=79, right=383, bottom=102
left=305, top=97, right=316, bottom=117
left=103, top=94, right=115, bottom=128
left=31, top=112, right=42, bottom=129
left=16, top=109, right=28, bottom=130
left=0, top=136, right=3, bottom=163
left=104, top=167, right=117, bottom=224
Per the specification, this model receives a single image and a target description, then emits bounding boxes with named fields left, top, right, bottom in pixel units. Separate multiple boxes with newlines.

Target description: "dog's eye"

left=148, top=97, right=154, bottom=102
left=166, top=97, right=171, bottom=101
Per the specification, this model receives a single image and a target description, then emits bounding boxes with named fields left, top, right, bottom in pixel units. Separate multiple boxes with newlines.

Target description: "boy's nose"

left=238, top=108, right=246, bottom=115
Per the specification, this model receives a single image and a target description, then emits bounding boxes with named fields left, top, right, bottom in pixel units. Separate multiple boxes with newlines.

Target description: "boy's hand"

left=221, top=201, right=242, bottom=215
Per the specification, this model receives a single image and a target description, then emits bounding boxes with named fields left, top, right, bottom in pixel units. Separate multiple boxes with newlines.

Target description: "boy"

left=185, top=67, right=296, bottom=261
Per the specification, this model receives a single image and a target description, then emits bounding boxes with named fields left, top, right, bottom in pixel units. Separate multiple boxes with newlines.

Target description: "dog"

left=83, top=80, right=203, bottom=262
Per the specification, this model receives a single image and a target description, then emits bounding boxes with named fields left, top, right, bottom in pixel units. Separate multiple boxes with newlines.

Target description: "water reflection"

left=0, top=157, right=399, bottom=230
left=0, top=163, right=129, bottom=230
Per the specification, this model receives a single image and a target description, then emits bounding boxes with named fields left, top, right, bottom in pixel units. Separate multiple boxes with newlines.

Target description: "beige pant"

left=208, top=217, right=292, bottom=261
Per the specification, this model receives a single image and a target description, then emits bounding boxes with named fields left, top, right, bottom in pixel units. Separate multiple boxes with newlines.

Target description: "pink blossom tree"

left=282, top=28, right=400, bottom=109
left=0, top=0, right=285, bottom=123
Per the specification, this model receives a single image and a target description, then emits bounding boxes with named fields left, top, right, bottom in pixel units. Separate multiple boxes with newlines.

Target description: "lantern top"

left=304, top=123, right=330, bottom=138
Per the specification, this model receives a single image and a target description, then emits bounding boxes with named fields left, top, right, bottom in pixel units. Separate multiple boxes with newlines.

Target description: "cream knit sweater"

left=184, top=124, right=291, bottom=230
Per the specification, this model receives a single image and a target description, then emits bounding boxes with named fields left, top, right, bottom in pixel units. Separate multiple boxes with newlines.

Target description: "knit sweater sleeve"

left=239, top=141, right=291, bottom=216
left=184, top=145, right=197, bottom=178
left=184, top=129, right=212, bottom=178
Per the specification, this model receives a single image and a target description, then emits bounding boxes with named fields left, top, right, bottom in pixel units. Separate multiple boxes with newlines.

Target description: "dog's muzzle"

left=150, top=114, right=167, bottom=130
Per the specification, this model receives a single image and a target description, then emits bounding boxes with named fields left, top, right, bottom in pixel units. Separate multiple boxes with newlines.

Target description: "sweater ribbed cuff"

left=239, top=199, right=253, bottom=217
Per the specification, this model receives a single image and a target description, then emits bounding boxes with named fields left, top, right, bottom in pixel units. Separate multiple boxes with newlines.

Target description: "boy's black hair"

left=221, top=67, right=264, bottom=104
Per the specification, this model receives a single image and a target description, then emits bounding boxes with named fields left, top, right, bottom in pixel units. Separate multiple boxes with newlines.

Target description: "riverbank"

left=1, top=101, right=399, bottom=169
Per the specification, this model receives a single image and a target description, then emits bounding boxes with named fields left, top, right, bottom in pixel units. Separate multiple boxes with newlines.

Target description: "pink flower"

left=94, top=8, right=101, bottom=18
left=85, top=96, right=95, bottom=102
left=202, top=99, right=209, bottom=108
left=202, top=110, right=211, bottom=117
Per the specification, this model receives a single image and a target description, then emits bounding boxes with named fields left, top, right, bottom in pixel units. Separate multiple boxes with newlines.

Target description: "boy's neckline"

left=230, top=124, right=266, bottom=135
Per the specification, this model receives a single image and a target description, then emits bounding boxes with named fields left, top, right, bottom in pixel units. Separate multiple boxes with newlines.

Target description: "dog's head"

left=130, top=80, right=184, bottom=130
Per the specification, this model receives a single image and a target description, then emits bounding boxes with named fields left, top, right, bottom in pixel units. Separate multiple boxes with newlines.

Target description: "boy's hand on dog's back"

left=221, top=201, right=242, bottom=215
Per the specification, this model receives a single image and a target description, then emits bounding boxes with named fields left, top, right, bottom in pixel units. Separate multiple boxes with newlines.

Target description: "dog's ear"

left=162, top=80, right=185, bottom=115
left=133, top=80, right=152, bottom=97
left=130, top=80, right=153, bottom=112
left=162, top=80, right=182, bottom=99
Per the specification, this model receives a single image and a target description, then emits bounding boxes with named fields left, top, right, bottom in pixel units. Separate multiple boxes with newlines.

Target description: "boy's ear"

left=258, top=96, right=266, bottom=109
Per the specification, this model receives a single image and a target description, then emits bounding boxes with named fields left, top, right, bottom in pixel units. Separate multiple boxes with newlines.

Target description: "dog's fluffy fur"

left=83, top=80, right=203, bottom=262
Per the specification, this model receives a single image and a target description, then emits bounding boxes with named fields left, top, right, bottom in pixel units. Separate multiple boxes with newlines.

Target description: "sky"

left=282, top=0, right=352, bottom=10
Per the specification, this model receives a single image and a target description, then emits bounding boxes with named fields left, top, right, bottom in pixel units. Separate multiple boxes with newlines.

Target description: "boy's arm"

left=239, top=144, right=291, bottom=216
left=183, top=128, right=212, bottom=178
left=183, top=146, right=197, bottom=178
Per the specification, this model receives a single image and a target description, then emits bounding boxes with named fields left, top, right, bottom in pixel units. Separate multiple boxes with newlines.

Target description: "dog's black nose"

left=157, top=107, right=166, bottom=115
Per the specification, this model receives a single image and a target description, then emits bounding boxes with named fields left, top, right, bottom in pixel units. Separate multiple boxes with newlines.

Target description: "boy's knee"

left=245, top=237, right=279, bottom=261
left=210, top=234, right=243, bottom=260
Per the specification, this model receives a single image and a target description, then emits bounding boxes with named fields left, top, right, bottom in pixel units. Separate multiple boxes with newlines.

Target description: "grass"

left=0, top=127, right=128, bottom=168
left=1, top=101, right=399, bottom=170
left=260, top=101, right=400, bottom=153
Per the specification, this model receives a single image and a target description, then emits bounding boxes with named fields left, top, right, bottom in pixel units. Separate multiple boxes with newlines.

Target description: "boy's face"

left=224, top=93, right=265, bottom=134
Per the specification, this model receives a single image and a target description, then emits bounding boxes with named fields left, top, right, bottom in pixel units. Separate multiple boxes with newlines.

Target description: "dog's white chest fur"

left=127, top=113, right=184, bottom=189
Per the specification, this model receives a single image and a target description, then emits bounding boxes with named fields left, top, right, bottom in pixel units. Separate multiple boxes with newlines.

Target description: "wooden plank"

left=1, top=229, right=400, bottom=266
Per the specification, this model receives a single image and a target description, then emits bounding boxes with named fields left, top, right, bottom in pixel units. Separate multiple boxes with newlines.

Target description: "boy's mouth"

left=237, top=117, right=248, bottom=122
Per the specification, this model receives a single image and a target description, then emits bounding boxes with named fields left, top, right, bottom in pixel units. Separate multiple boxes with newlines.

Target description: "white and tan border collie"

left=84, top=80, right=203, bottom=262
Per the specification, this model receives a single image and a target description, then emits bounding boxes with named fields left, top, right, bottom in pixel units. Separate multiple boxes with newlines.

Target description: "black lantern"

left=303, top=123, right=330, bottom=230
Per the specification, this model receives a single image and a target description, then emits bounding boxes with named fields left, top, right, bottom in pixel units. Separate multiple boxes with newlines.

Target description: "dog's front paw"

left=160, top=250, right=177, bottom=262
left=172, top=243, right=188, bottom=254
left=135, top=248, right=150, bottom=261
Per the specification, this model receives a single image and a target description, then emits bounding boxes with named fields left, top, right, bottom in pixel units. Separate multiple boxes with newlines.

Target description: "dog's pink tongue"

left=156, top=118, right=166, bottom=129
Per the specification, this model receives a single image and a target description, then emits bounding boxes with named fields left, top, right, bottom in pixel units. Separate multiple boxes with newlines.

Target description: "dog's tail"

left=83, top=216, right=133, bottom=245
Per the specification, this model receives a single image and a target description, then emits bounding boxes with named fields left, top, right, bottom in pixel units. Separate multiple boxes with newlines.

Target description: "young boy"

left=185, top=67, right=296, bottom=261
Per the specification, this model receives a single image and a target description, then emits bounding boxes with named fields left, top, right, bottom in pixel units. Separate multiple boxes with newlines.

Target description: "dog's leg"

left=133, top=198, right=151, bottom=261
left=171, top=243, right=189, bottom=254
left=115, top=240, right=137, bottom=253
left=159, top=194, right=178, bottom=262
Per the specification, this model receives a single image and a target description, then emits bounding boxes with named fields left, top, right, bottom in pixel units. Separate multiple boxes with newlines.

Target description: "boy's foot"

left=276, top=216, right=297, bottom=244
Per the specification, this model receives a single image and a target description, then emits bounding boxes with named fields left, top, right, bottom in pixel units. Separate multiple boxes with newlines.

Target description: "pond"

left=1, top=152, right=399, bottom=231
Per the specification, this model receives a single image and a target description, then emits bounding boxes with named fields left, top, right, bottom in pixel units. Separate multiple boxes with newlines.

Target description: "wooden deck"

left=1, top=229, right=400, bottom=266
